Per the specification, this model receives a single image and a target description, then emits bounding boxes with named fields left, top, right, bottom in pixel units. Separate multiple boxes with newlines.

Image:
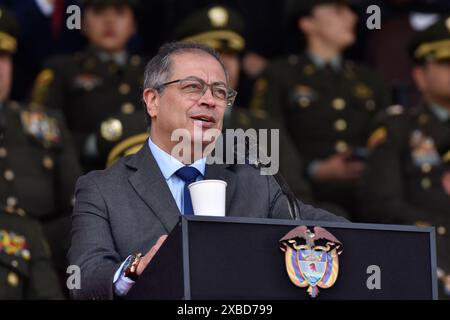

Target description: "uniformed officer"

left=31, top=0, right=144, bottom=172
left=0, top=7, right=82, bottom=293
left=361, top=17, right=450, bottom=299
left=250, top=0, right=390, bottom=217
left=0, top=212, right=63, bottom=299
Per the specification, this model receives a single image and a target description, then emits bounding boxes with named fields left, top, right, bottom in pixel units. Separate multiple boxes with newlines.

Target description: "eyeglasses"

left=156, top=76, right=237, bottom=107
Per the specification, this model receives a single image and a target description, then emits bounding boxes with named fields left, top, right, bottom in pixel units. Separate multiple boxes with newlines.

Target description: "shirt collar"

left=429, top=103, right=450, bottom=122
left=148, top=137, right=206, bottom=180
left=97, top=50, right=128, bottom=67
left=307, top=51, right=342, bottom=71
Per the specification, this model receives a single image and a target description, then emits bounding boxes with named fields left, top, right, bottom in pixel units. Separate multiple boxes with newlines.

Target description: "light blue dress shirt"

left=113, top=137, right=206, bottom=296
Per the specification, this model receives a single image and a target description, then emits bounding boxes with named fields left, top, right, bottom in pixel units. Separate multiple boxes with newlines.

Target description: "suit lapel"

left=126, top=145, right=181, bottom=232
left=204, top=162, right=237, bottom=214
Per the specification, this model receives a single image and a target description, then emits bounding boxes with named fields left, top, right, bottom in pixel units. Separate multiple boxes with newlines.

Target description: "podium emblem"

left=280, top=226, right=343, bottom=298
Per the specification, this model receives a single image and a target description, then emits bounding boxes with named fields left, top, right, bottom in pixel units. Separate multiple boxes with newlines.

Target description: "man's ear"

left=412, top=65, right=427, bottom=93
left=298, top=16, right=314, bottom=34
left=143, top=88, right=159, bottom=118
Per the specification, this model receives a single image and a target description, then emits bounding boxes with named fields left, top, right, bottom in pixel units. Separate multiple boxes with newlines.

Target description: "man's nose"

left=198, top=86, right=216, bottom=107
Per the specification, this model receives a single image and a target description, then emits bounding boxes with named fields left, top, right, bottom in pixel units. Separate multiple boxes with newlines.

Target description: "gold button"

left=130, top=55, right=141, bottom=67
left=100, top=118, right=123, bottom=142
left=7, top=272, right=18, bottom=287
left=335, top=141, right=349, bottom=153
left=366, top=99, right=376, bottom=111
left=437, top=226, right=447, bottom=236
left=22, top=249, right=30, bottom=260
left=334, top=119, right=347, bottom=131
left=421, top=177, right=432, bottom=189
left=108, top=64, right=119, bottom=74
left=119, top=83, right=131, bottom=95
left=121, top=102, right=135, bottom=114
left=299, top=97, right=310, bottom=108
left=4, top=169, right=14, bottom=181
left=42, top=156, right=54, bottom=170
left=303, top=64, right=315, bottom=75
left=16, top=208, right=26, bottom=217
left=421, top=163, right=432, bottom=173
left=6, top=196, right=17, bottom=207
left=332, top=98, right=346, bottom=111
left=0, top=147, right=7, bottom=158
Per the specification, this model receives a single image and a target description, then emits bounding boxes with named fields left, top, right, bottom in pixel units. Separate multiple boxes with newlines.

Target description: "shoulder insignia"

left=20, top=111, right=61, bottom=147
left=31, top=69, right=54, bottom=105
left=368, top=127, right=387, bottom=150
left=107, top=133, right=148, bottom=167
left=0, top=229, right=31, bottom=260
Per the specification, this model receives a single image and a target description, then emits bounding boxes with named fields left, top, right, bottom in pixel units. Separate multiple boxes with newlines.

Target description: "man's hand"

left=136, top=235, right=168, bottom=276
left=314, top=152, right=365, bottom=181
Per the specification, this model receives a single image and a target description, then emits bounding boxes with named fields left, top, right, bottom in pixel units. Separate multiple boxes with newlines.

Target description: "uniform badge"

left=280, top=226, right=343, bottom=298
left=74, top=73, right=102, bottom=91
left=21, top=111, right=61, bottom=146
left=208, top=6, right=228, bottom=27
left=292, top=85, right=315, bottom=108
left=409, top=130, right=441, bottom=166
left=0, top=230, right=31, bottom=260
left=353, top=83, right=373, bottom=99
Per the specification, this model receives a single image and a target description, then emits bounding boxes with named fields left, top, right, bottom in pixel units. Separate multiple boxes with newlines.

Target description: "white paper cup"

left=187, top=179, right=227, bottom=216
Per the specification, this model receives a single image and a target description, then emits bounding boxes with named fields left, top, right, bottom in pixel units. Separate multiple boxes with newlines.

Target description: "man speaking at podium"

left=68, top=42, right=343, bottom=300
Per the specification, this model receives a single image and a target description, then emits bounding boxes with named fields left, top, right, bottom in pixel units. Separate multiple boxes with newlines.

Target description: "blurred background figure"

left=0, top=6, right=80, bottom=297
left=0, top=0, right=85, bottom=102
left=361, top=17, right=450, bottom=299
left=31, top=0, right=144, bottom=172
left=250, top=0, right=390, bottom=218
left=365, top=0, right=450, bottom=108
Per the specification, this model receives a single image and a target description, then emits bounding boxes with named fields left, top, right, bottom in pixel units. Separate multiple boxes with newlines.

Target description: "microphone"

left=230, top=133, right=302, bottom=220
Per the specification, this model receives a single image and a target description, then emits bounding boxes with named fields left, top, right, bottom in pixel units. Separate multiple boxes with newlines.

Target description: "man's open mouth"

left=191, top=115, right=216, bottom=127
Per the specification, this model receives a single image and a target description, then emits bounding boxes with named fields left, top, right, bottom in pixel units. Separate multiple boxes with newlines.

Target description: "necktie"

left=175, top=166, right=201, bottom=215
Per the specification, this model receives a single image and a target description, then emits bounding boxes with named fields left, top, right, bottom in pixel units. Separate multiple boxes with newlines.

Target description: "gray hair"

left=142, top=41, right=229, bottom=126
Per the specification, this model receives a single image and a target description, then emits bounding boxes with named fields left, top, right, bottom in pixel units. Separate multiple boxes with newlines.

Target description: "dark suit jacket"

left=68, top=142, right=344, bottom=300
